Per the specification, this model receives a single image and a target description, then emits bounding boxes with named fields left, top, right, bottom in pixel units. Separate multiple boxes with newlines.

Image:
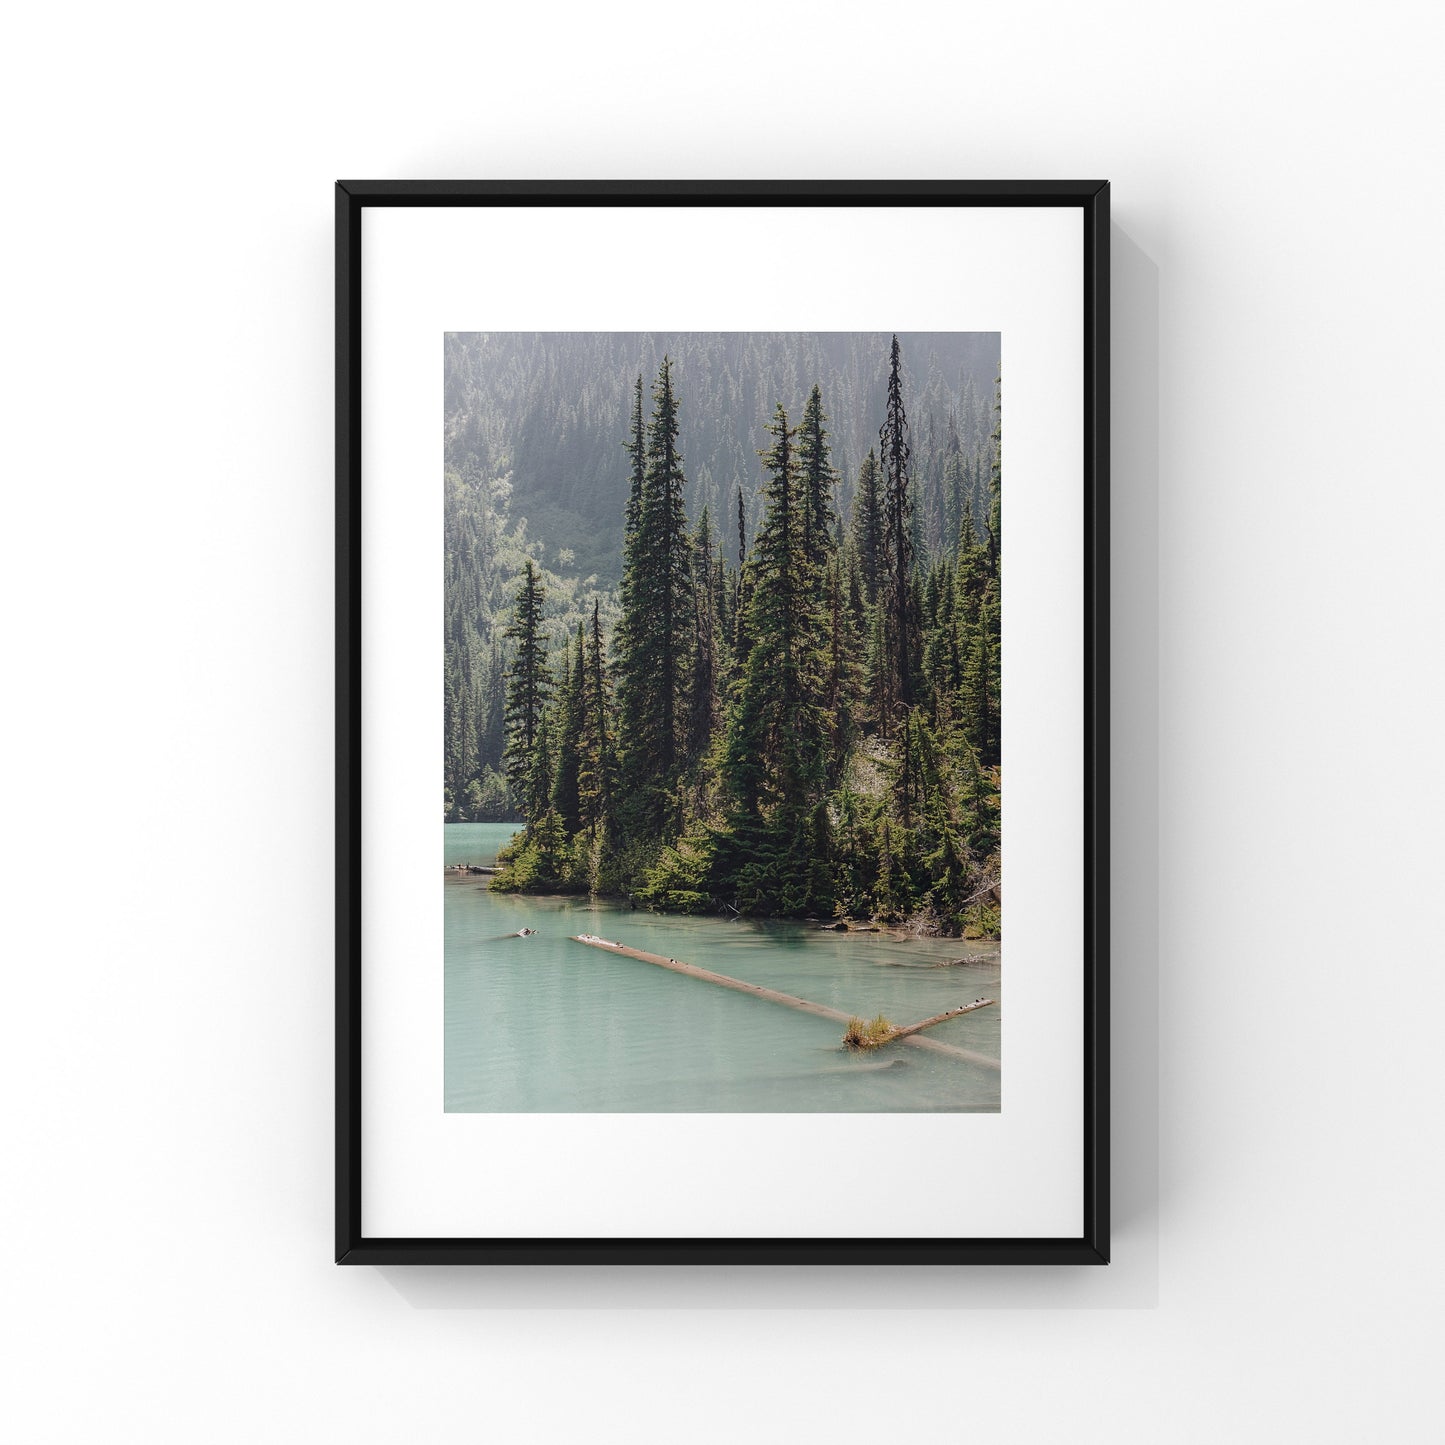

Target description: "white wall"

left=3, top=3, right=1441, bottom=1440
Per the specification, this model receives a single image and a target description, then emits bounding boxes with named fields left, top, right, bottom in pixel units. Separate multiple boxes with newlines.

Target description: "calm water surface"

left=445, top=822, right=1000, bottom=1112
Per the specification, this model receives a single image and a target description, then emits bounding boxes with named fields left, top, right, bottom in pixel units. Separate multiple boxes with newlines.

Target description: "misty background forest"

left=444, top=331, right=1003, bottom=936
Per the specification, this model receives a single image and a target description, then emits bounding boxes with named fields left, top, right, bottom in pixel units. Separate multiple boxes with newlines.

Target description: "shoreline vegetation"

left=447, top=334, right=1002, bottom=940
left=448, top=853, right=999, bottom=947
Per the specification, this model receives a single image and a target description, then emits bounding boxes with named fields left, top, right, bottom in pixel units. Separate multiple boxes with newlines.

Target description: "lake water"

left=445, top=822, right=1001, bottom=1112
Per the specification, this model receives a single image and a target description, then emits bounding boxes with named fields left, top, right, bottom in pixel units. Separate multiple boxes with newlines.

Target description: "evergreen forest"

left=444, top=332, right=1002, bottom=937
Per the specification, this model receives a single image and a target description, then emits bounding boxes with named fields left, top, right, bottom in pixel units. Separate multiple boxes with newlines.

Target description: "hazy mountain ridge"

left=444, top=331, right=1001, bottom=586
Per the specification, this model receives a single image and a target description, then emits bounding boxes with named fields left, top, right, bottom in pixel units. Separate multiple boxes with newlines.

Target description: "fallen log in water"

left=569, top=935, right=999, bottom=1071
left=852, top=1000, right=997, bottom=1051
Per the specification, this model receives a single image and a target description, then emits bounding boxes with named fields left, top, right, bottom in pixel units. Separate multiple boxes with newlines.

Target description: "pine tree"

left=713, top=552, right=733, bottom=685
left=577, top=598, right=615, bottom=838
left=822, top=553, right=863, bottom=782
left=796, top=384, right=837, bottom=580
left=965, top=453, right=980, bottom=541
left=616, top=357, right=694, bottom=832
left=925, top=467, right=945, bottom=560
left=720, top=404, right=832, bottom=912
left=527, top=704, right=555, bottom=829
left=922, top=557, right=961, bottom=715
left=875, top=815, right=911, bottom=920
left=850, top=448, right=883, bottom=607
left=443, top=458, right=498, bottom=819
left=878, top=335, right=918, bottom=731
left=481, top=638, right=505, bottom=773
left=613, top=373, right=646, bottom=678
left=920, top=411, right=943, bottom=558
left=943, top=407, right=965, bottom=542
left=959, top=605, right=997, bottom=769
left=501, top=561, right=552, bottom=823
left=551, top=624, right=586, bottom=833
left=733, top=486, right=752, bottom=667
left=891, top=705, right=928, bottom=829
left=623, top=373, right=646, bottom=543
left=685, top=507, right=720, bottom=767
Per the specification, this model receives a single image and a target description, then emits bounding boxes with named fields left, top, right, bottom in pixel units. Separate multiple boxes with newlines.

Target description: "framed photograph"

left=336, top=180, right=1109, bottom=1265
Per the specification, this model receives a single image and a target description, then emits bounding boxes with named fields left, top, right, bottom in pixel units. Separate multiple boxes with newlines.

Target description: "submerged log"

left=855, top=999, right=997, bottom=1051
left=569, top=935, right=999, bottom=1071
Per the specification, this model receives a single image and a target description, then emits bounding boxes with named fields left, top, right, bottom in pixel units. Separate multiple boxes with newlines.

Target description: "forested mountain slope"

left=445, top=331, right=999, bottom=586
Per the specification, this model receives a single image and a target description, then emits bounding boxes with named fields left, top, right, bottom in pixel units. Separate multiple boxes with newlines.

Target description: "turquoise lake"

left=445, top=822, right=1001, bottom=1112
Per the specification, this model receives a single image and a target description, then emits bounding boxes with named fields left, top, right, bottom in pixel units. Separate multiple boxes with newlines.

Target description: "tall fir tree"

left=526, top=705, right=555, bottom=833
left=850, top=448, right=883, bottom=608
left=616, top=357, right=694, bottom=832
left=720, top=405, right=832, bottom=913
left=614, top=374, right=647, bottom=672
left=796, top=384, right=838, bottom=582
left=577, top=597, right=615, bottom=838
left=878, top=335, right=918, bottom=731
left=501, top=560, right=553, bottom=823
left=733, top=485, right=753, bottom=668
left=551, top=624, right=586, bottom=833
left=685, top=507, right=720, bottom=768
left=822, top=553, right=863, bottom=783
left=713, top=552, right=733, bottom=686
left=623, top=373, right=646, bottom=541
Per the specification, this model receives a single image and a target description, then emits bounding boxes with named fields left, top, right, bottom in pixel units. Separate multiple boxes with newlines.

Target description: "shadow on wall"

left=374, top=225, right=1160, bottom=1311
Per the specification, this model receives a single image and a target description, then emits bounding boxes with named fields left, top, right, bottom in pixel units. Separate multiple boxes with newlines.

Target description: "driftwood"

left=570, top=935, right=999, bottom=1071
left=859, top=999, right=996, bottom=1051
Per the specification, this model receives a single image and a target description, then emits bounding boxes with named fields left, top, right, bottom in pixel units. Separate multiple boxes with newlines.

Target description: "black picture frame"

left=336, top=179, right=1109, bottom=1266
